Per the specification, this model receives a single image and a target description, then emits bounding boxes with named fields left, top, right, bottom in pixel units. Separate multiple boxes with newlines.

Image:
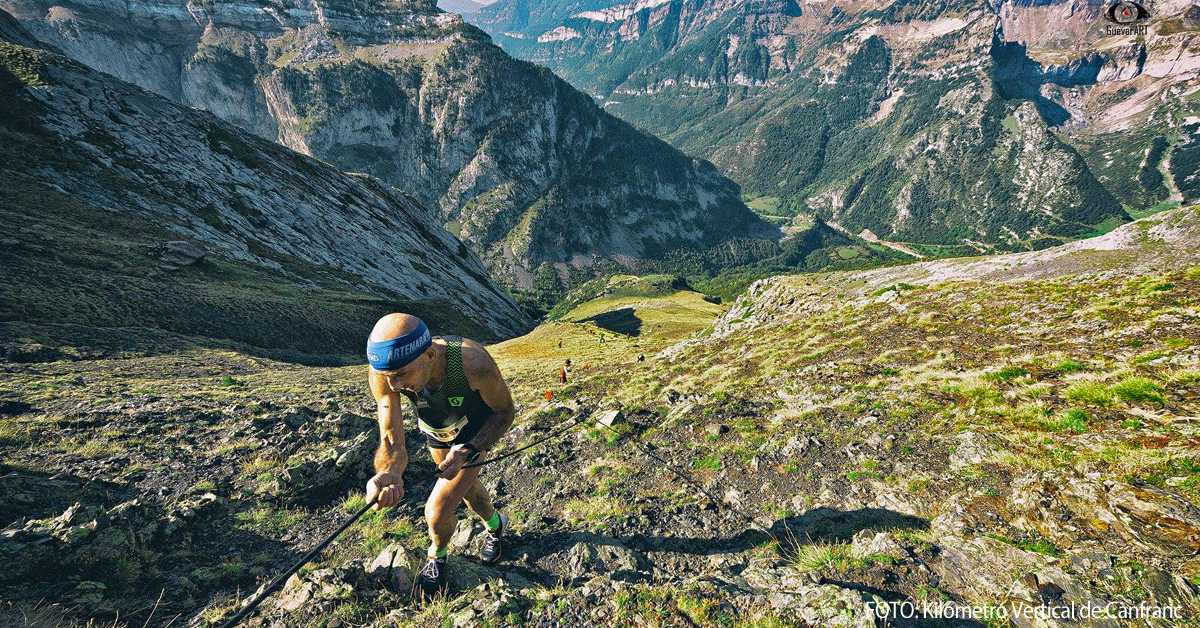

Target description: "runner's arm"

left=466, top=352, right=515, bottom=453
left=369, top=369, right=408, bottom=475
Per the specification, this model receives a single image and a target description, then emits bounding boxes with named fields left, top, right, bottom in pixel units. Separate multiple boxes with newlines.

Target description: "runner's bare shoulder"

left=456, top=337, right=502, bottom=384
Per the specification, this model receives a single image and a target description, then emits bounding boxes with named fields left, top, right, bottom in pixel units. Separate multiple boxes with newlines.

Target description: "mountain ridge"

left=471, top=0, right=1200, bottom=251
left=0, top=11, right=530, bottom=357
left=0, top=0, right=786, bottom=290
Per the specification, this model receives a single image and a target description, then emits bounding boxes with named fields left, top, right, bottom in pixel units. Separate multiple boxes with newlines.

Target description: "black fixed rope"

left=463, top=406, right=592, bottom=469
left=216, top=406, right=590, bottom=628
left=590, top=417, right=774, bottom=536
left=216, top=494, right=379, bottom=628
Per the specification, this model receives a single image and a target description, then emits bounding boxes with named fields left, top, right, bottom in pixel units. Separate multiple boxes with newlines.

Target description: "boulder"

left=761, top=581, right=886, bottom=628
left=931, top=535, right=1120, bottom=628
left=595, top=409, right=623, bottom=427
left=949, top=430, right=999, bottom=469
left=364, top=542, right=422, bottom=592
left=1009, top=472, right=1200, bottom=557
left=1106, top=482, right=1200, bottom=556
left=547, top=533, right=643, bottom=581
left=780, top=435, right=819, bottom=458
left=276, top=566, right=357, bottom=611
left=850, top=530, right=907, bottom=561
left=449, top=518, right=481, bottom=555
left=276, top=573, right=315, bottom=611
left=706, top=423, right=730, bottom=436
left=159, top=240, right=205, bottom=266
left=273, top=432, right=373, bottom=501
left=1141, top=568, right=1200, bottom=614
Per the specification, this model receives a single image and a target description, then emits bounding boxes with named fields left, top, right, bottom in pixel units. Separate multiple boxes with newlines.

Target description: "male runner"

left=363, top=313, right=516, bottom=598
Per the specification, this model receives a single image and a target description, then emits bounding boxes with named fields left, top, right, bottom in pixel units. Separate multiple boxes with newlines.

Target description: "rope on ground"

left=216, top=495, right=378, bottom=628
left=591, top=418, right=787, bottom=543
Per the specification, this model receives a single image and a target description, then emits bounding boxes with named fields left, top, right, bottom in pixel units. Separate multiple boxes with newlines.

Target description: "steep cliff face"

left=1, top=0, right=775, bottom=289
left=472, top=0, right=1200, bottom=250
left=0, top=11, right=529, bottom=348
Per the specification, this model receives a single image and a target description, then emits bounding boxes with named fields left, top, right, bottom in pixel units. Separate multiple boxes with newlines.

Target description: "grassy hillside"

left=3, top=208, right=1199, bottom=627
left=492, top=274, right=727, bottom=404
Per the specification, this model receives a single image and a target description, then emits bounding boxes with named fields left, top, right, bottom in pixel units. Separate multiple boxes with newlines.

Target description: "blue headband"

left=366, top=320, right=432, bottom=371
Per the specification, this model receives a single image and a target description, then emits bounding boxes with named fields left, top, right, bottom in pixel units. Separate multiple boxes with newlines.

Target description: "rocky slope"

left=472, top=0, right=1200, bottom=252
left=0, top=11, right=528, bottom=359
left=4, top=204, right=1198, bottom=627
left=0, top=0, right=781, bottom=289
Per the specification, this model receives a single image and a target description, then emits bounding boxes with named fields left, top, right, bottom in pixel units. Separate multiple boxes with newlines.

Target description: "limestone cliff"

left=1, top=0, right=776, bottom=288
left=0, top=10, right=530, bottom=348
left=473, top=0, right=1200, bottom=251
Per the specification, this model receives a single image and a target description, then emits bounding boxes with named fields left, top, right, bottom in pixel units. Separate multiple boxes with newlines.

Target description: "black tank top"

left=401, top=338, right=495, bottom=442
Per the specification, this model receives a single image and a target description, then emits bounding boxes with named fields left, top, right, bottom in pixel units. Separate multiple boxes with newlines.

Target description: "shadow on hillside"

left=0, top=321, right=358, bottom=367
left=0, top=465, right=309, bottom=627
left=991, top=35, right=1104, bottom=128
left=580, top=307, right=642, bottom=337
left=516, top=506, right=930, bottom=562
left=773, top=506, right=930, bottom=546
left=0, top=464, right=132, bottom=528
left=510, top=507, right=988, bottom=625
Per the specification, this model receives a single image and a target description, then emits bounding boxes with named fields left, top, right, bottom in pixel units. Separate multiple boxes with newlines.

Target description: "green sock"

left=485, top=510, right=502, bottom=532
left=430, top=545, right=448, bottom=559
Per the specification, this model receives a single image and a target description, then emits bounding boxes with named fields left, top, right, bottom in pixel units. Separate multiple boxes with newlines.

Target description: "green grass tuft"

left=1064, top=381, right=1114, bottom=407
left=987, top=366, right=1028, bottom=381
left=1111, top=377, right=1165, bottom=403
left=1055, top=409, right=1091, bottom=434
left=1054, top=359, right=1083, bottom=372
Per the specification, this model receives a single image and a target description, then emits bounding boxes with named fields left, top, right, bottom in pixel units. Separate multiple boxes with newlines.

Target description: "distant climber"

left=557, top=340, right=562, bottom=349
left=638, top=354, right=645, bottom=363
left=364, top=313, right=515, bottom=600
left=599, top=333, right=605, bottom=344
left=560, top=359, right=571, bottom=383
